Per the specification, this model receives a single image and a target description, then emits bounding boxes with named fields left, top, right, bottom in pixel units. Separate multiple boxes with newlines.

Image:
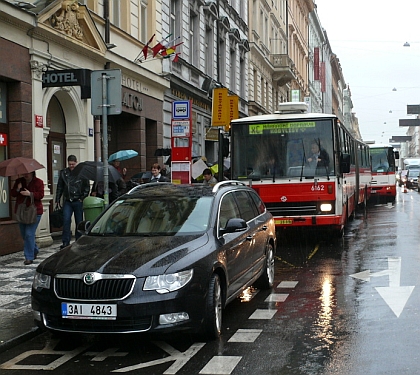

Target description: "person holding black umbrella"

left=55, top=155, right=90, bottom=249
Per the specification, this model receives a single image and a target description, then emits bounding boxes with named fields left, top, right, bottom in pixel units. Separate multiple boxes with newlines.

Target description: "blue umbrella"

left=108, top=149, right=138, bottom=162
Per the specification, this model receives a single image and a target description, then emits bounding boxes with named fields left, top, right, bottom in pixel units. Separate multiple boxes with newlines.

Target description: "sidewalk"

left=0, top=238, right=63, bottom=353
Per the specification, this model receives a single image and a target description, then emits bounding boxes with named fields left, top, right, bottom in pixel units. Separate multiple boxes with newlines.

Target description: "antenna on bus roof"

left=275, top=102, right=309, bottom=114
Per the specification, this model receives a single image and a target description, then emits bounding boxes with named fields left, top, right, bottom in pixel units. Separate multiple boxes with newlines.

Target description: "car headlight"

left=33, top=272, right=51, bottom=290
left=143, top=269, right=193, bottom=294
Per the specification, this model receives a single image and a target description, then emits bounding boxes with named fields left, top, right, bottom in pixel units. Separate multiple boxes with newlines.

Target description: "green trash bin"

left=83, top=196, right=105, bottom=222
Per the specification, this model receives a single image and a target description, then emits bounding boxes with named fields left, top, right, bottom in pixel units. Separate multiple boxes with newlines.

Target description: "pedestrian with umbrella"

left=108, top=149, right=138, bottom=180
left=0, top=157, right=45, bottom=265
left=55, top=155, right=90, bottom=249
left=72, top=161, right=126, bottom=203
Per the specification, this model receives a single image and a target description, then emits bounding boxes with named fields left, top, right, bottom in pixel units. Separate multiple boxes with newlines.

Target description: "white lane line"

left=228, top=329, right=262, bottom=343
left=199, top=356, right=242, bottom=374
left=265, top=293, right=289, bottom=303
left=277, top=281, right=298, bottom=288
left=248, top=309, right=277, bottom=319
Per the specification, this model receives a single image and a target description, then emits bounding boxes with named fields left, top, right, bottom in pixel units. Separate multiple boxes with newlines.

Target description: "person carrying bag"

left=11, top=171, right=44, bottom=265
left=16, top=193, right=37, bottom=224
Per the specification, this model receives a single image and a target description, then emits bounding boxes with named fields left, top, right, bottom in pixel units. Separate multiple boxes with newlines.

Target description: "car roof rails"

left=212, top=180, right=246, bottom=193
left=127, top=182, right=171, bottom=194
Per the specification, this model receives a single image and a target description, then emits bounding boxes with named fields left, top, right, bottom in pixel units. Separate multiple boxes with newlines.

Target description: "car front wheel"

left=204, top=273, right=223, bottom=339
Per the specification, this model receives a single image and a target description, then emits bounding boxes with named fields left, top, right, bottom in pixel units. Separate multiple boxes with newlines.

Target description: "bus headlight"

left=320, top=203, right=333, bottom=212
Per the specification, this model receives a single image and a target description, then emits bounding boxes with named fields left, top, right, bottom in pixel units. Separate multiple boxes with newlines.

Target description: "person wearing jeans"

left=11, top=171, right=44, bottom=265
left=55, top=155, right=90, bottom=249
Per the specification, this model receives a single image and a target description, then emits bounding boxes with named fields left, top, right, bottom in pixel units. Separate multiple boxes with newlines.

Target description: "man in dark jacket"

left=55, top=155, right=90, bottom=249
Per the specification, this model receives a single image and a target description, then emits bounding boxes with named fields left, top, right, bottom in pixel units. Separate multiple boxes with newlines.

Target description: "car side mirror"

left=220, top=218, right=247, bottom=235
left=77, top=220, right=91, bottom=234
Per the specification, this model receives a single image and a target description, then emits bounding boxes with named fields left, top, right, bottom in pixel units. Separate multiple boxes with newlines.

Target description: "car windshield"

left=89, top=195, right=213, bottom=236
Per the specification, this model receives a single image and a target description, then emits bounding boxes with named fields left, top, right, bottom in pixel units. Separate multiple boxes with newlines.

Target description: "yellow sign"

left=249, top=122, right=316, bottom=135
left=211, top=88, right=229, bottom=127
left=226, top=95, right=239, bottom=132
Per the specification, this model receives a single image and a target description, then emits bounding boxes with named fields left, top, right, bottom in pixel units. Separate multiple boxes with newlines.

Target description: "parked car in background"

left=399, top=170, right=408, bottom=187
left=406, top=168, right=420, bottom=189
left=32, top=181, right=276, bottom=339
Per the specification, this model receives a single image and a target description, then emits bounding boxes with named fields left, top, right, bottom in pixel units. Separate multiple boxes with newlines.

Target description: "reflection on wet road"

left=1, top=189, right=420, bottom=374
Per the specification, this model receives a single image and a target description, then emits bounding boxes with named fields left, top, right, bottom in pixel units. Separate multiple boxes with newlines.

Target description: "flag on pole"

left=171, top=52, right=181, bottom=63
left=152, top=34, right=172, bottom=57
left=161, top=42, right=184, bottom=57
left=141, top=34, right=155, bottom=60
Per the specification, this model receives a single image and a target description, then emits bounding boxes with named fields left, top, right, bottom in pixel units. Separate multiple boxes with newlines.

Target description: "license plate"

left=61, top=303, right=117, bottom=320
left=275, top=219, right=293, bottom=225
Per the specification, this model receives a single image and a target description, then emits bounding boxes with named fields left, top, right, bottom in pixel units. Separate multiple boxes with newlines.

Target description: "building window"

left=205, top=26, right=214, bottom=76
left=230, top=45, right=236, bottom=92
left=240, top=55, right=245, bottom=98
left=219, top=39, right=226, bottom=85
left=189, top=10, right=199, bottom=66
left=140, top=0, right=148, bottom=43
left=111, top=0, right=120, bottom=28
left=170, top=0, right=180, bottom=40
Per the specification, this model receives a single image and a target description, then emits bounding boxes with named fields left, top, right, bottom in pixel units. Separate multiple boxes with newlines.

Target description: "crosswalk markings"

left=228, top=329, right=262, bottom=342
left=277, top=280, right=298, bottom=288
left=0, top=280, right=299, bottom=373
left=199, top=356, right=242, bottom=374
left=265, top=293, right=289, bottom=303
left=248, top=308, right=277, bottom=319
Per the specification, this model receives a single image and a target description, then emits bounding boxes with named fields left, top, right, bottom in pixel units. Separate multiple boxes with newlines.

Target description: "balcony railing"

left=270, top=54, right=296, bottom=86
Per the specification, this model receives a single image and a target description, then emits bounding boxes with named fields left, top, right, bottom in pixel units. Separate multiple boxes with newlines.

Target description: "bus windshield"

left=231, top=119, right=335, bottom=180
left=370, top=147, right=395, bottom=173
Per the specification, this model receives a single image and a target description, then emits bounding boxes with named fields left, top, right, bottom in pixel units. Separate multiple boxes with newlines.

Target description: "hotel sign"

left=42, top=69, right=92, bottom=99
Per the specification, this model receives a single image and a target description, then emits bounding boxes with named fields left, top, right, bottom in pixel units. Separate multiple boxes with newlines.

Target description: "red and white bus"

left=229, top=102, right=371, bottom=236
left=368, top=144, right=399, bottom=201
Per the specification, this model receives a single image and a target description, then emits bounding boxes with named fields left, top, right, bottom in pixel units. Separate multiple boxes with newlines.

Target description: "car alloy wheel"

left=256, top=243, right=275, bottom=289
left=204, top=273, right=222, bottom=339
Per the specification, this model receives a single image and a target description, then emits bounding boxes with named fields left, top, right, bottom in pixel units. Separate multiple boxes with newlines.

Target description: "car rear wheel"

left=255, top=243, right=274, bottom=289
left=204, top=273, right=222, bottom=339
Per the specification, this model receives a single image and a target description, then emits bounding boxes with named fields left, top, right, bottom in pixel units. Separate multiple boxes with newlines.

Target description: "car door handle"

left=260, top=225, right=268, bottom=231
left=246, top=235, right=254, bottom=241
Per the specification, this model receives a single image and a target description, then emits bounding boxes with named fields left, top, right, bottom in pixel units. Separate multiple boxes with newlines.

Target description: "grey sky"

left=315, top=0, right=420, bottom=144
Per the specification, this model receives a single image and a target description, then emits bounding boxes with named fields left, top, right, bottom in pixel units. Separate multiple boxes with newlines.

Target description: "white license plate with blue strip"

left=61, top=303, right=117, bottom=320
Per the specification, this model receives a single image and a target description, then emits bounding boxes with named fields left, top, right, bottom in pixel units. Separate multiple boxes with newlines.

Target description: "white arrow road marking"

left=375, top=286, right=415, bottom=317
left=113, top=341, right=205, bottom=374
left=349, top=257, right=414, bottom=317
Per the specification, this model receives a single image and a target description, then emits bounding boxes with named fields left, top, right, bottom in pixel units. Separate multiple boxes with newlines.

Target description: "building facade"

left=0, top=0, right=367, bottom=255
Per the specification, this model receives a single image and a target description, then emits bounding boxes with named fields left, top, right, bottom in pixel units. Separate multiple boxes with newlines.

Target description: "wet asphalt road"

left=1, top=187, right=419, bottom=374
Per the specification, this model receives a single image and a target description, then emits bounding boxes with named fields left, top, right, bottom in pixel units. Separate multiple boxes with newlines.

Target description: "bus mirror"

left=394, top=151, right=400, bottom=160
left=340, top=153, right=351, bottom=173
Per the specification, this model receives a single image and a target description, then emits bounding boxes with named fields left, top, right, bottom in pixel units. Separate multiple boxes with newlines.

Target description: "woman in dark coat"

left=11, top=171, right=44, bottom=265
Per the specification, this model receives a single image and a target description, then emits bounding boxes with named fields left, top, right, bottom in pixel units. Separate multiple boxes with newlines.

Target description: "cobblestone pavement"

left=0, top=239, right=62, bottom=353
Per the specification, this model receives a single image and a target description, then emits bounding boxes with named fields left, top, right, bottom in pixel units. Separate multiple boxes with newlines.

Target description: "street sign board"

left=399, top=119, right=420, bottom=127
left=407, top=105, right=420, bottom=115
left=172, top=120, right=190, bottom=137
left=172, top=101, right=191, bottom=119
left=91, top=69, right=122, bottom=116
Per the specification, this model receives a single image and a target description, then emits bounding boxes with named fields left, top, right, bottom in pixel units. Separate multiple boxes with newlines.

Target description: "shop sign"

left=35, top=115, right=43, bottom=128
left=42, top=69, right=92, bottom=99
left=122, top=91, right=143, bottom=111
left=0, top=133, right=7, bottom=146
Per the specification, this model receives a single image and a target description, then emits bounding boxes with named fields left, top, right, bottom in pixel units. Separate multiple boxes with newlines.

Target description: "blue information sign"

left=172, top=101, right=190, bottom=119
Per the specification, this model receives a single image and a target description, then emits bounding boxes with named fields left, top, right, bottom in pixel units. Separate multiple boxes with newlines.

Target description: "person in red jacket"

left=11, top=171, right=44, bottom=265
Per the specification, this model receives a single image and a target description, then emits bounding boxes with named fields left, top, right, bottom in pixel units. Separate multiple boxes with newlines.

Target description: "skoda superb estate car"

left=32, top=181, right=276, bottom=339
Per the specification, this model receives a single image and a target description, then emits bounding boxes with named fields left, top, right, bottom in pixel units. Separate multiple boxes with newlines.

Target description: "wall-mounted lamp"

left=106, top=43, right=117, bottom=50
